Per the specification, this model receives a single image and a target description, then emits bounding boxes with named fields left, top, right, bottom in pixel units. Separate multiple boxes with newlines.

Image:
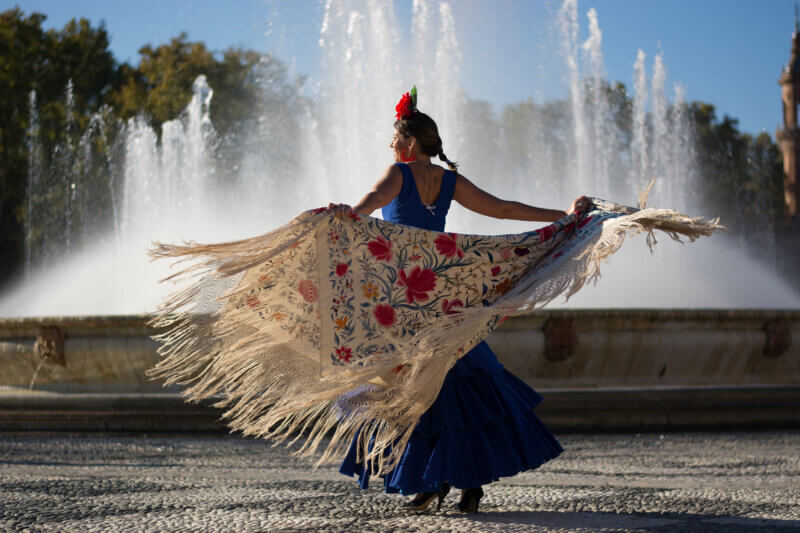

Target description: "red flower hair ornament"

left=395, top=85, right=418, bottom=120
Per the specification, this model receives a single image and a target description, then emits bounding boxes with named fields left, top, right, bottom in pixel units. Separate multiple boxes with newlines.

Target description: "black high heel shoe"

left=457, top=486, right=484, bottom=513
left=402, top=482, right=451, bottom=512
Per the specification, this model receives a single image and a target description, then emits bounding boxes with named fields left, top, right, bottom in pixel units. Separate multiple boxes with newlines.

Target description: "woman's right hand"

left=327, top=203, right=354, bottom=218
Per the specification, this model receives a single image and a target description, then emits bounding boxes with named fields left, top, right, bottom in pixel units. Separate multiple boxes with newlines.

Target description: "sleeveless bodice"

left=381, top=163, right=457, bottom=232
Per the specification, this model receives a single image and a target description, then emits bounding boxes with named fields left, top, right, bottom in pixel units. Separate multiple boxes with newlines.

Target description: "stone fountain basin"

left=1, top=310, right=798, bottom=432
left=1, top=310, right=798, bottom=392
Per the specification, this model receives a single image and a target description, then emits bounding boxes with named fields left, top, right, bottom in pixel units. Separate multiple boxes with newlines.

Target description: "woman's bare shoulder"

left=454, top=172, right=474, bottom=186
left=375, top=164, right=403, bottom=190
left=381, top=163, right=403, bottom=180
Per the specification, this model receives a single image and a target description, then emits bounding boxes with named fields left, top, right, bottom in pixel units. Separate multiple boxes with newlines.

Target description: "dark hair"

left=394, top=111, right=458, bottom=171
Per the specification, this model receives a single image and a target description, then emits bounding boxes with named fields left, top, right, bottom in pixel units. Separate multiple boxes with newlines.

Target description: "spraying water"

left=4, top=0, right=798, bottom=316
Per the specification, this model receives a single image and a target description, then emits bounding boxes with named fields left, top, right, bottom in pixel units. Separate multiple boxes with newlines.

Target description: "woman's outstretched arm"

left=453, top=174, right=585, bottom=222
left=331, top=165, right=403, bottom=216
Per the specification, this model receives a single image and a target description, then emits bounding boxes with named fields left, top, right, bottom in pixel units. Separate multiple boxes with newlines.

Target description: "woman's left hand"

left=327, top=203, right=354, bottom=218
left=567, top=196, right=591, bottom=215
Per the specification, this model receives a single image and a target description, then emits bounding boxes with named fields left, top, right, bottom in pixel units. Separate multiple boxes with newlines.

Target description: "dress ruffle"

left=339, top=341, right=563, bottom=494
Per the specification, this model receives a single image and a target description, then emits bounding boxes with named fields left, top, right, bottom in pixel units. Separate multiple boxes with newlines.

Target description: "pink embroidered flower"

left=245, top=294, right=260, bottom=308
left=348, top=211, right=361, bottom=221
left=373, top=304, right=396, bottom=327
left=536, top=224, right=556, bottom=242
left=297, top=279, right=318, bottom=303
left=409, top=254, right=422, bottom=261
left=434, top=233, right=463, bottom=258
left=441, top=298, right=464, bottom=315
left=367, top=236, right=393, bottom=261
left=501, top=248, right=512, bottom=260
left=336, top=263, right=349, bottom=276
left=491, top=266, right=501, bottom=276
left=397, top=266, right=437, bottom=303
left=336, top=346, right=353, bottom=363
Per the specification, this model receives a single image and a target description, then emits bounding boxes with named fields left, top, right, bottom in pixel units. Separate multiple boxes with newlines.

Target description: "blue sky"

left=8, top=0, right=797, bottom=136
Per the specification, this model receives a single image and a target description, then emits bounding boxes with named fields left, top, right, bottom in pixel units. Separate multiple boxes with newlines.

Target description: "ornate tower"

left=778, top=5, right=800, bottom=219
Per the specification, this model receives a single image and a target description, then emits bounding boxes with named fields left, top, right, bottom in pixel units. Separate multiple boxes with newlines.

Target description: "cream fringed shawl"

left=147, top=198, right=722, bottom=474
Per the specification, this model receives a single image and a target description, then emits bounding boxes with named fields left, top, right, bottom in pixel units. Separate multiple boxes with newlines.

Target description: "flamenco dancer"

left=334, top=88, right=590, bottom=513
left=148, top=87, right=719, bottom=520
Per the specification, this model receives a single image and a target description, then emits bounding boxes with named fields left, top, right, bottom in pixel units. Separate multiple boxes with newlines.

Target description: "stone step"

left=1, top=385, right=797, bottom=434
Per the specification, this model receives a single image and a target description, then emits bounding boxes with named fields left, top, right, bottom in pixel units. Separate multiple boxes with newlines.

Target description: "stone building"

left=778, top=9, right=800, bottom=219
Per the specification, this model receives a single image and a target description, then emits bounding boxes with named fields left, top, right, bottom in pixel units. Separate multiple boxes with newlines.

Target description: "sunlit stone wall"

left=1, top=310, right=797, bottom=393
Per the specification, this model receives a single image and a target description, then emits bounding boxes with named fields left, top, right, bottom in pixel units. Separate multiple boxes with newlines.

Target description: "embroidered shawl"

left=147, top=197, right=722, bottom=474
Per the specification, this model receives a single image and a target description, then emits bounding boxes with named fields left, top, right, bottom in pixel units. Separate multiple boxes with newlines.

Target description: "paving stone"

left=0, top=432, right=798, bottom=531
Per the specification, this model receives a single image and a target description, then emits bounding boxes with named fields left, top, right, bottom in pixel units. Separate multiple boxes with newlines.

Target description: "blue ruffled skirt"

left=339, top=341, right=563, bottom=494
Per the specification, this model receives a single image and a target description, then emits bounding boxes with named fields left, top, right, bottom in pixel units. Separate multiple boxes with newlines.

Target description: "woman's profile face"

left=390, top=129, right=412, bottom=162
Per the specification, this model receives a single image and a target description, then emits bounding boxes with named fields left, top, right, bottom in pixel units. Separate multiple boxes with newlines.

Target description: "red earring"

left=400, top=147, right=415, bottom=162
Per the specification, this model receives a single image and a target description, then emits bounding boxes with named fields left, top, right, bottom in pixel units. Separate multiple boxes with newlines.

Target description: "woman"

left=334, top=89, right=589, bottom=513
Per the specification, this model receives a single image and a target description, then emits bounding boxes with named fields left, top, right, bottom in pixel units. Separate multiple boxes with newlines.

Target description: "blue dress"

left=339, top=162, right=563, bottom=494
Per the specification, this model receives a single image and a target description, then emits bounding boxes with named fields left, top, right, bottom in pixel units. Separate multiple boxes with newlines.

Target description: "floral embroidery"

left=397, top=266, right=437, bottom=303
left=247, top=206, right=620, bottom=368
left=336, top=346, right=353, bottom=363
left=434, top=233, right=464, bottom=258
left=367, top=236, right=392, bottom=261
left=441, top=298, right=464, bottom=315
left=373, top=304, right=396, bottom=327
left=246, top=294, right=260, bottom=308
left=362, top=282, right=379, bottom=299
left=536, top=224, right=556, bottom=242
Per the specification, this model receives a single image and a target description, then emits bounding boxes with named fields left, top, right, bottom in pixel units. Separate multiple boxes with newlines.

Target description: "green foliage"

left=690, top=102, right=784, bottom=230
left=0, top=7, right=304, bottom=288
left=0, top=8, right=47, bottom=284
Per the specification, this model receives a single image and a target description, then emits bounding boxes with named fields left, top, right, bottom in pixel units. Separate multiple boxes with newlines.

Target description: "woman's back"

left=382, top=163, right=457, bottom=232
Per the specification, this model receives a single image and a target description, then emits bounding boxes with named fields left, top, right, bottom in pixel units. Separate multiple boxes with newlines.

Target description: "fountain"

left=1, top=1, right=798, bottom=415
left=4, top=0, right=798, bottom=315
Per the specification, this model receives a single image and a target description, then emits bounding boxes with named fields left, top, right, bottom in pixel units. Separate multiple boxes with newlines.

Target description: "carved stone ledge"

left=34, top=327, right=66, bottom=366
left=543, top=318, right=576, bottom=362
left=764, top=320, right=791, bottom=358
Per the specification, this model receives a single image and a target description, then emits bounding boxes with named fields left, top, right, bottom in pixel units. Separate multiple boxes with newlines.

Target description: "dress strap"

left=436, top=170, right=457, bottom=210
left=393, top=162, right=413, bottom=202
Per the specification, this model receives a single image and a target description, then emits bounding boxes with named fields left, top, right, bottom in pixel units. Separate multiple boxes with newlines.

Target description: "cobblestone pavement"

left=1, top=431, right=799, bottom=532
